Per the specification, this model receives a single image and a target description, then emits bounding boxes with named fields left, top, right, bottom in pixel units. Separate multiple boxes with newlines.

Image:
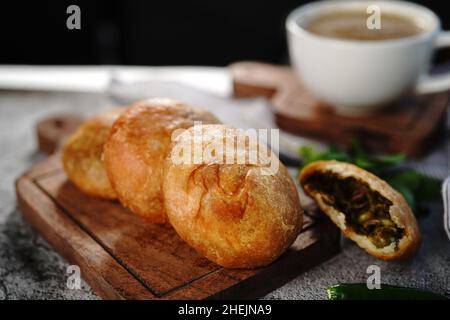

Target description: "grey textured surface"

left=0, top=90, right=449, bottom=300
left=264, top=203, right=450, bottom=299
left=0, top=91, right=110, bottom=300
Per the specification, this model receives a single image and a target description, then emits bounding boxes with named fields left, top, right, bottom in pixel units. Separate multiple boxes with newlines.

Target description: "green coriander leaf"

left=385, top=177, right=416, bottom=210
left=298, top=140, right=441, bottom=217
left=374, top=154, right=406, bottom=166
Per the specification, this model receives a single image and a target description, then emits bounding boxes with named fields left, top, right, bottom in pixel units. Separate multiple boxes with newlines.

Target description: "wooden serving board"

left=16, top=115, right=340, bottom=299
left=230, top=61, right=450, bottom=157
left=15, top=156, right=340, bottom=299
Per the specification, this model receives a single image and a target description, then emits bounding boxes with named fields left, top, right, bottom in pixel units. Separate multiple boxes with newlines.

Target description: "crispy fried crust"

left=299, top=160, right=421, bottom=260
left=103, top=98, right=220, bottom=224
left=163, top=125, right=303, bottom=268
left=61, top=110, right=120, bottom=200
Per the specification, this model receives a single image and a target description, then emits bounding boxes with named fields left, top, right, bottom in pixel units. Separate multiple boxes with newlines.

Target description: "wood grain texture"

left=15, top=155, right=340, bottom=300
left=230, top=61, right=449, bottom=157
left=36, top=115, right=83, bottom=155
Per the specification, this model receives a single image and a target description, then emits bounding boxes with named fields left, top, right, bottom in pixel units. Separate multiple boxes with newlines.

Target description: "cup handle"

left=415, top=31, right=450, bottom=94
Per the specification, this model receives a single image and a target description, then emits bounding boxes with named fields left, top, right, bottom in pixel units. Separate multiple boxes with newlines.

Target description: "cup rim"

left=286, top=0, right=441, bottom=47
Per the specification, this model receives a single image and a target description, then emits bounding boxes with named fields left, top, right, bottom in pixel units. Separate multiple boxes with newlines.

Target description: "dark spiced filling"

left=304, top=172, right=404, bottom=249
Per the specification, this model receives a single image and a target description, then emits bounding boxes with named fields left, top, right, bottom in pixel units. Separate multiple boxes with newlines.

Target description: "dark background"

left=0, top=0, right=449, bottom=66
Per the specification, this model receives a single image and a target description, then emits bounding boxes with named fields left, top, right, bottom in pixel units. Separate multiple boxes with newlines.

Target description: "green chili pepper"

left=327, top=283, right=448, bottom=300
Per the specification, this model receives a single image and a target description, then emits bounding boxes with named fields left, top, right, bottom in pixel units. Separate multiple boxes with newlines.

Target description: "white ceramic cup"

left=286, top=0, right=450, bottom=114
